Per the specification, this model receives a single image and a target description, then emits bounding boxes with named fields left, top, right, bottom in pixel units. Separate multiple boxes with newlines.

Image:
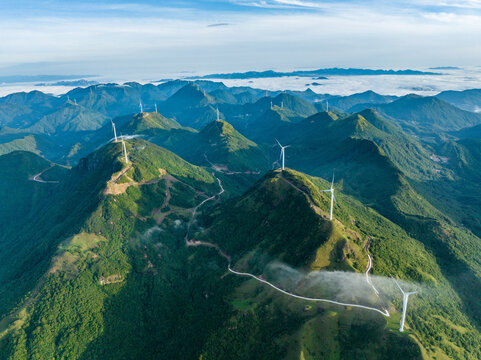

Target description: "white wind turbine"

left=216, top=107, right=220, bottom=121
left=322, top=174, right=336, bottom=220
left=121, top=136, right=129, bottom=164
left=275, top=139, right=290, bottom=170
left=393, top=279, right=418, bottom=332
left=155, top=103, right=158, bottom=113
left=111, top=120, right=118, bottom=142
left=139, top=100, right=143, bottom=113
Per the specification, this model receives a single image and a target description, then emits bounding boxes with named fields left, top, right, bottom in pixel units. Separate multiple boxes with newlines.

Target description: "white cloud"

left=0, top=2, right=480, bottom=77
left=412, top=0, right=481, bottom=9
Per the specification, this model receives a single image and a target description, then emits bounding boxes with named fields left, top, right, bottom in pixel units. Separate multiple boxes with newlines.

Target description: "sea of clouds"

left=1, top=67, right=481, bottom=98
left=207, top=67, right=481, bottom=97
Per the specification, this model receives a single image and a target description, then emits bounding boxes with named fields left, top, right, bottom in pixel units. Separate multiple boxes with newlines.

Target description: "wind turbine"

left=155, top=103, right=158, bottom=113
left=275, top=139, right=290, bottom=170
left=322, top=174, right=336, bottom=220
left=281, top=101, right=284, bottom=110
left=326, top=100, right=329, bottom=112
left=270, top=101, right=273, bottom=110
left=216, top=107, right=220, bottom=121
left=139, top=100, right=143, bottom=114
left=111, top=120, right=118, bottom=142
left=121, top=136, right=129, bottom=164
left=393, top=279, right=418, bottom=332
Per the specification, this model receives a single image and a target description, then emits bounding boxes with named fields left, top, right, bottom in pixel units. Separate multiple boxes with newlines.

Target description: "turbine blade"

left=284, top=145, right=291, bottom=148
left=322, top=190, right=331, bottom=192
left=275, top=138, right=282, bottom=147
left=333, top=193, right=337, bottom=205
left=393, top=278, right=405, bottom=294
left=331, top=173, right=335, bottom=187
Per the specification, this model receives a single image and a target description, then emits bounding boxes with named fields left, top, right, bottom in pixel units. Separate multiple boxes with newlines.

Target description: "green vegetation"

left=1, top=81, right=481, bottom=359
left=199, top=169, right=481, bottom=359
left=370, top=94, right=481, bottom=134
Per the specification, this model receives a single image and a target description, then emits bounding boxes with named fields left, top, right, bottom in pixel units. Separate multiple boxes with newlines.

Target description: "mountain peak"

left=122, top=112, right=181, bottom=134
left=305, top=111, right=338, bottom=124
left=170, top=83, right=211, bottom=103
left=200, top=119, right=255, bottom=149
left=201, top=119, right=231, bottom=135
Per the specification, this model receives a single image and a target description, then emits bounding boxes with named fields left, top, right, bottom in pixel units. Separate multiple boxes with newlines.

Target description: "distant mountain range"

left=35, top=79, right=99, bottom=87
left=193, top=68, right=441, bottom=79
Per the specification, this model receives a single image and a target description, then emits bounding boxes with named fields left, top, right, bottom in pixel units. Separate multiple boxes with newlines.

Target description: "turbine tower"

left=155, top=103, right=158, bottom=113
left=111, top=120, right=118, bottom=142
left=281, top=101, right=284, bottom=110
left=216, top=107, right=220, bottom=121
left=270, top=101, right=273, bottom=110
left=139, top=100, right=143, bottom=114
left=121, top=136, right=129, bottom=164
left=322, top=174, right=336, bottom=220
left=275, top=139, right=290, bottom=171
left=326, top=100, right=329, bottom=112
left=393, top=279, right=418, bottom=332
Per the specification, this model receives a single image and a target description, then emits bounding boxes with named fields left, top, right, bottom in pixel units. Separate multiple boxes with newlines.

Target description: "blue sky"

left=0, top=0, right=480, bottom=78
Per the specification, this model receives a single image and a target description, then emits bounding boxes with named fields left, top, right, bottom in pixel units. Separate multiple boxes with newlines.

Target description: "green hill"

left=0, top=139, right=222, bottom=359
left=451, top=122, right=481, bottom=139
left=0, top=151, right=67, bottom=233
left=0, top=91, right=61, bottom=128
left=282, top=123, right=481, bottom=351
left=242, top=107, right=296, bottom=142
left=63, top=82, right=169, bottom=117
left=271, top=93, right=317, bottom=117
left=436, top=88, right=481, bottom=113
left=370, top=94, right=481, bottom=134
left=161, top=83, right=213, bottom=110
left=156, top=79, right=190, bottom=98
left=209, top=89, right=239, bottom=104
left=326, top=91, right=397, bottom=112
left=26, top=102, right=108, bottom=134
left=118, top=112, right=181, bottom=135
left=1, top=142, right=480, bottom=359
left=145, top=118, right=270, bottom=194
left=157, top=83, right=219, bottom=129
left=186, top=119, right=270, bottom=172
left=197, top=169, right=480, bottom=359
left=415, top=137, right=481, bottom=239
left=284, top=109, right=436, bottom=180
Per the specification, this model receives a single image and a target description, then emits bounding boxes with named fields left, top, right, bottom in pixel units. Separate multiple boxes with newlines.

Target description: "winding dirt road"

left=183, top=175, right=390, bottom=317
left=185, top=177, right=224, bottom=243
left=31, top=165, right=60, bottom=184
left=228, top=265, right=389, bottom=317
left=366, top=255, right=380, bottom=296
